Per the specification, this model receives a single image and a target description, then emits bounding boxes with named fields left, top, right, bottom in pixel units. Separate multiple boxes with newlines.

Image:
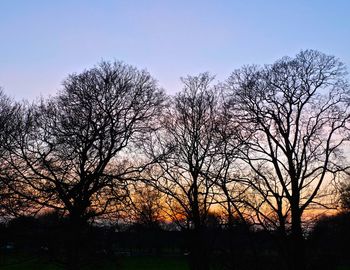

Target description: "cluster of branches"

left=0, top=50, right=349, bottom=270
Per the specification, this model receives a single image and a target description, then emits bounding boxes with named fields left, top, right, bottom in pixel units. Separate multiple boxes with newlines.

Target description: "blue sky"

left=0, top=0, right=349, bottom=100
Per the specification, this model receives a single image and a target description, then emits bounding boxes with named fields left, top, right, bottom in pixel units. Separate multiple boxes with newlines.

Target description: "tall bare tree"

left=4, top=62, right=164, bottom=269
left=0, top=89, right=31, bottom=218
left=225, top=50, right=350, bottom=270
left=211, top=100, right=252, bottom=227
left=144, top=73, right=223, bottom=270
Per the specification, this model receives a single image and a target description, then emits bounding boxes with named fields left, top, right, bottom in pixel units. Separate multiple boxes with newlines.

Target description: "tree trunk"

left=66, top=213, right=86, bottom=270
left=188, top=228, right=210, bottom=270
left=289, top=208, right=305, bottom=270
left=188, top=177, right=210, bottom=270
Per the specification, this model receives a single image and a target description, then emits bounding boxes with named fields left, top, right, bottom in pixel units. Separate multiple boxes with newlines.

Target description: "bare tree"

left=0, top=89, right=31, bottom=219
left=144, top=73, right=222, bottom=270
left=225, top=50, right=350, bottom=270
left=4, top=62, right=164, bottom=269
left=211, top=100, right=253, bottom=228
left=128, top=183, right=165, bottom=230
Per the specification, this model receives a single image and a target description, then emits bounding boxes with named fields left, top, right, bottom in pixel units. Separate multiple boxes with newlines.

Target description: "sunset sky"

left=0, top=0, right=349, bottom=100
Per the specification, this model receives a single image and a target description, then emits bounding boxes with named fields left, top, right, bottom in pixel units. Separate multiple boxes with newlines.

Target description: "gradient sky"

left=0, top=0, right=349, bottom=100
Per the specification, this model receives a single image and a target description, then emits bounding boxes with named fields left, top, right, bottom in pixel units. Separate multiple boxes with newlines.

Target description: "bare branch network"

left=0, top=50, right=350, bottom=270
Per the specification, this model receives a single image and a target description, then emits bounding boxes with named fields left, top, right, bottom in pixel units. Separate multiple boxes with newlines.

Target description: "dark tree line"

left=0, top=50, right=349, bottom=270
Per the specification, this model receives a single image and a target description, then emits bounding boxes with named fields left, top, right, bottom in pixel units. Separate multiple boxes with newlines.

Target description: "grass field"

left=0, top=255, right=189, bottom=270
left=1, top=255, right=350, bottom=270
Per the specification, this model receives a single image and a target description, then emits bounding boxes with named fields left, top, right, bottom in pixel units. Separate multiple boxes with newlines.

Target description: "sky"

left=0, top=0, right=349, bottom=100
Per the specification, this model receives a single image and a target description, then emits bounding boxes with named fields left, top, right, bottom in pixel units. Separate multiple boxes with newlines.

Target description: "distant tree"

left=144, top=73, right=223, bottom=270
left=339, top=182, right=350, bottom=211
left=4, top=62, right=164, bottom=269
left=129, top=183, right=164, bottom=230
left=225, top=50, right=350, bottom=270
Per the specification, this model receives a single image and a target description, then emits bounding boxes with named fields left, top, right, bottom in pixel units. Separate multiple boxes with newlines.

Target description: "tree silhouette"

left=4, top=62, right=164, bottom=269
left=225, top=50, right=350, bottom=270
left=144, top=73, right=224, bottom=270
left=129, top=183, right=164, bottom=230
left=339, top=182, right=350, bottom=211
left=0, top=89, right=31, bottom=218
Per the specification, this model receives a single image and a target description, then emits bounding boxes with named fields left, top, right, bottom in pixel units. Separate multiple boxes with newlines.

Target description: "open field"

left=1, top=255, right=350, bottom=270
left=0, top=256, right=189, bottom=270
